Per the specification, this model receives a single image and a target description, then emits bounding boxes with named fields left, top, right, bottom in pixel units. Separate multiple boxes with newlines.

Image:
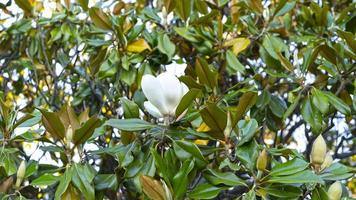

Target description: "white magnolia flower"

left=141, top=72, right=188, bottom=120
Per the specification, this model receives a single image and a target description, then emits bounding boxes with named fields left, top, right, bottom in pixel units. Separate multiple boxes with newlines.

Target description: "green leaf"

left=105, top=119, right=156, bottom=131
left=174, top=27, right=199, bottom=42
left=195, top=57, right=218, bottom=89
left=319, top=44, right=337, bottom=65
left=256, top=90, right=271, bottom=108
left=242, top=190, right=256, bottom=200
left=55, top=167, right=73, bottom=200
left=320, top=163, right=354, bottom=181
left=226, top=50, right=245, bottom=74
left=311, top=187, right=329, bottom=200
left=235, top=140, right=258, bottom=171
left=262, top=35, right=288, bottom=60
left=301, top=97, right=322, bottom=132
left=71, top=164, right=95, bottom=200
left=311, top=89, right=329, bottom=114
left=274, top=1, right=296, bottom=17
left=269, top=96, right=287, bottom=118
left=172, top=159, right=195, bottom=199
left=175, top=88, right=200, bottom=117
left=268, top=170, right=324, bottom=184
left=324, top=91, right=351, bottom=115
left=204, top=168, right=246, bottom=187
left=283, top=93, right=301, bottom=120
left=301, top=47, right=320, bottom=72
left=189, top=183, right=226, bottom=199
left=231, top=91, right=257, bottom=127
left=270, top=158, right=309, bottom=176
left=120, top=98, right=140, bottom=119
left=40, top=109, right=65, bottom=140
left=200, top=102, right=227, bottom=139
left=237, top=119, right=258, bottom=146
left=337, top=30, right=356, bottom=52
left=157, top=33, right=175, bottom=60
left=265, top=184, right=302, bottom=198
left=24, top=161, right=38, bottom=178
left=276, top=52, right=293, bottom=71
left=94, top=174, right=118, bottom=190
left=32, top=173, right=60, bottom=186
left=173, top=140, right=206, bottom=164
left=175, top=0, right=192, bottom=21
left=73, top=117, right=102, bottom=145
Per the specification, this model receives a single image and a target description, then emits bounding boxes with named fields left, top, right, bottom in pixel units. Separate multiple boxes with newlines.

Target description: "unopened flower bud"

left=223, top=111, right=232, bottom=139
left=256, top=149, right=268, bottom=171
left=321, top=152, right=333, bottom=171
left=15, top=160, right=26, bottom=188
left=65, top=125, right=73, bottom=149
left=328, top=181, right=342, bottom=200
left=310, top=135, right=327, bottom=166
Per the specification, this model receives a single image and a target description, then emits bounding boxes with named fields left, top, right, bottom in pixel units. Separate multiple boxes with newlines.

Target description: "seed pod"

left=223, top=111, right=232, bottom=139
left=310, top=134, right=327, bottom=165
left=256, top=149, right=268, bottom=171
left=15, top=160, right=26, bottom=188
left=328, top=181, right=342, bottom=200
left=65, top=125, right=73, bottom=149
left=321, top=152, right=333, bottom=171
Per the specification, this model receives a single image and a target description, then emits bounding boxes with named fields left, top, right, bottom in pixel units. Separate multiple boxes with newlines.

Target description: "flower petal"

left=141, top=74, right=169, bottom=115
left=157, top=72, right=182, bottom=115
left=144, top=101, right=163, bottom=118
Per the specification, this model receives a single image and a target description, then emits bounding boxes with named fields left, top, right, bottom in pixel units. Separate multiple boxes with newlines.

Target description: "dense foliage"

left=0, top=0, right=355, bottom=199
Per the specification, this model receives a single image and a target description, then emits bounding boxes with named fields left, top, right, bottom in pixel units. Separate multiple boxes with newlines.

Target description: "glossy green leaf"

left=195, top=57, right=218, bottom=89
left=265, top=184, right=302, bottom=198
left=40, top=109, right=66, bottom=140
left=311, top=187, right=329, bottom=200
left=204, top=168, right=246, bottom=186
left=73, top=117, right=102, bottom=145
left=324, top=91, right=351, bottom=115
left=189, top=183, right=226, bottom=199
left=172, top=159, right=195, bottom=199
left=269, top=95, right=287, bottom=118
left=157, top=33, right=175, bottom=60
left=256, top=90, right=271, bottom=108
left=121, top=98, right=140, bottom=119
left=105, top=119, right=156, bottom=131
left=237, top=119, right=258, bottom=146
left=270, top=158, right=309, bottom=176
left=226, top=50, right=245, bottom=74
left=32, top=173, right=60, bottom=186
left=301, top=97, right=322, bottom=132
left=235, top=140, right=259, bottom=171
left=175, top=88, right=200, bottom=117
left=311, top=88, right=329, bottom=114
left=268, top=170, right=323, bottom=184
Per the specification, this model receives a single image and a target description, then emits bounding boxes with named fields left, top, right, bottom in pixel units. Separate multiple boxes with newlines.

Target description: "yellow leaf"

left=89, top=7, right=112, bottom=30
left=61, top=185, right=80, bottom=200
left=230, top=0, right=239, bottom=24
left=140, top=175, right=166, bottom=200
left=127, top=38, right=151, bottom=53
left=224, top=38, right=250, bottom=56
left=14, top=0, right=35, bottom=14
left=194, top=139, right=209, bottom=145
left=196, top=122, right=211, bottom=132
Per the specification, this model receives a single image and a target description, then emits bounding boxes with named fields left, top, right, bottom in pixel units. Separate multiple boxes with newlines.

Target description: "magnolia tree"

left=0, top=0, right=355, bottom=199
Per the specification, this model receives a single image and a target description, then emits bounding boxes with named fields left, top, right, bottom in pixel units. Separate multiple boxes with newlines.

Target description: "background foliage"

left=0, top=0, right=355, bottom=199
